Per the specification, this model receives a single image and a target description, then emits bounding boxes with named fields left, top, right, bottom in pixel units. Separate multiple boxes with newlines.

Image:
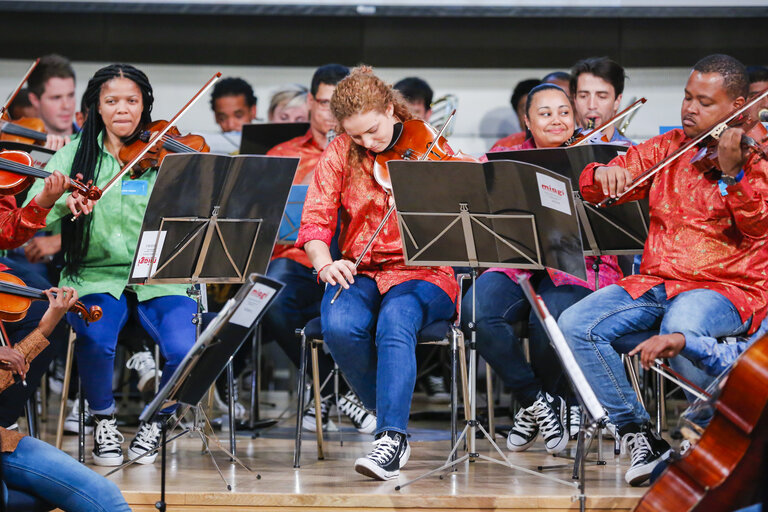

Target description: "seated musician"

left=0, top=170, right=76, bottom=430
left=296, top=66, right=459, bottom=480
left=0, top=288, right=132, bottom=512
left=207, top=77, right=257, bottom=153
left=23, top=64, right=198, bottom=467
left=27, top=54, right=78, bottom=150
left=490, top=78, right=541, bottom=150
left=264, top=64, right=374, bottom=434
left=570, top=56, right=634, bottom=145
left=393, top=77, right=433, bottom=122
left=267, top=83, right=309, bottom=123
left=465, top=83, right=623, bottom=456
left=558, top=54, right=768, bottom=486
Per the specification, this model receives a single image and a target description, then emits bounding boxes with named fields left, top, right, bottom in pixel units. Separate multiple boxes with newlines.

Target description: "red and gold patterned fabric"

left=0, top=195, right=49, bottom=272
left=296, top=134, right=459, bottom=301
left=267, top=129, right=325, bottom=268
left=490, top=131, right=527, bottom=151
left=581, top=128, right=768, bottom=333
left=485, top=141, right=623, bottom=291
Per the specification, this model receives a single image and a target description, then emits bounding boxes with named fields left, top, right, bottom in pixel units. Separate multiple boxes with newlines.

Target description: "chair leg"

left=293, top=329, right=308, bottom=468
left=25, top=397, right=37, bottom=438
left=655, top=368, right=666, bottom=434
left=485, top=362, right=494, bottom=440
left=40, top=373, right=48, bottom=424
left=56, top=331, right=76, bottom=450
left=78, top=379, right=85, bottom=464
left=311, top=343, right=325, bottom=460
left=450, top=329, right=459, bottom=461
left=624, top=355, right=646, bottom=409
left=458, top=334, right=470, bottom=423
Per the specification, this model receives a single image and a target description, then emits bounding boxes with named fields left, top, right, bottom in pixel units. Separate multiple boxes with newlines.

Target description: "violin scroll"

left=71, top=303, right=103, bottom=324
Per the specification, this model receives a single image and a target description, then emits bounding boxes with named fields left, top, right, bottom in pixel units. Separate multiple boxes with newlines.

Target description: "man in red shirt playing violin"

left=559, top=54, right=768, bottom=487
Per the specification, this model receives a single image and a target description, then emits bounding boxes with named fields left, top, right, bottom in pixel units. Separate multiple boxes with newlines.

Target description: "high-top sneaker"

left=126, top=350, right=161, bottom=393
left=568, top=405, right=581, bottom=440
left=354, top=430, right=410, bottom=481
left=506, top=404, right=539, bottom=452
left=92, top=414, right=124, bottom=466
left=127, top=420, right=163, bottom=464
left=621, top=422, right=672, bottom=486
left=302, top=398, right=334, bottom=432
left=531, top=391, right=569, bottom=454
left=337, top=391, right=376, bottom=434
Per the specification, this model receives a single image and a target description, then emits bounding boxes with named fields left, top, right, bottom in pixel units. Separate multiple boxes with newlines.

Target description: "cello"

left=633, top=335, right=768, bottom=511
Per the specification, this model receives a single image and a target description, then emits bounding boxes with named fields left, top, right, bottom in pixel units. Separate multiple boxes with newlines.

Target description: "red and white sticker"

left=536, top=172, right=571, bottom=216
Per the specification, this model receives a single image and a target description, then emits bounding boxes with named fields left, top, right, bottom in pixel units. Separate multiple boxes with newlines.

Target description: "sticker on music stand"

left=229, top=282, right=277, bottom=328
left=536, top=172, right=571, bottom=215
left=132, top=230, right=167, bottom=278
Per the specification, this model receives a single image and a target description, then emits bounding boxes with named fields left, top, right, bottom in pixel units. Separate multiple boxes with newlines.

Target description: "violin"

left=330, top=111, right=473, bottom=304
left=599, top=88, right=768, bottom=208
left=0, top=150, right=101, bottom=199
left=0, top=117, right=48, bottom=146
left=689, top=111, right=768, bottom=174
left=567, top=98, right=647, bottom=147
left=0, top=272, right=102, bottom=324
left=372, top=117, right=474, bottom=192
left=633, top=334, right=768, bottom=512
left=118, top=119, right=210, bottom=178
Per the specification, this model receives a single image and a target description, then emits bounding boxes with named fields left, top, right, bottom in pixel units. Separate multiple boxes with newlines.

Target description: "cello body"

left=634, top=335, right=768, bottom=512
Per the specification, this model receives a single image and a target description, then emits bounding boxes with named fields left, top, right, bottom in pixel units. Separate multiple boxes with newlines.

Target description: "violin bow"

left=571, top=97, right=647, bottom=147
left=1, top=59, right=40, bottom=118
left=599, top=88, right=768, bottom=208
left=329, top=110, right=457, bottom=305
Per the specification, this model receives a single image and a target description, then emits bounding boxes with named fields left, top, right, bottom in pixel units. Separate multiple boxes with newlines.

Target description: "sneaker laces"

left=622, top=432, right=653, bottom=467
left=338, top=393, right=371, bottom=428
left=569, top=406, right=581, bottom=428
left=367, top=434, right=399, bottom=465
left=133, top=422, right=161, bottom=451
left=511, top=406, right=538, bottom=437
left=532, top=395, right=562, bottom=439
left=126, top=351, right=156, bottom=373
left=94, top=418, right=124, bottom=449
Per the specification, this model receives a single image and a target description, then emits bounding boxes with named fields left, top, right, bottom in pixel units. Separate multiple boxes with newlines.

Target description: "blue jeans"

left=558, top=284, right=749, bottom=429
left=1, top=436, right=131, bottom=511
left=321, top=276, right=454, bottom=435
left=462, top=271, right=591, bottom=407
left=68, top=292, right=196, bottom=414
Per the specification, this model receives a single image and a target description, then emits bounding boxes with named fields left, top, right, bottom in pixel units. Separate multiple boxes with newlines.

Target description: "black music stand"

left=387, top=159, right=586, bottom=497
left=109, top=275, right=284, bottom=511
left=239, top=122, right=310, bottom=155
left=487, top=144, right=649, bottom=286
left=117, top=152, right=294, bottom=495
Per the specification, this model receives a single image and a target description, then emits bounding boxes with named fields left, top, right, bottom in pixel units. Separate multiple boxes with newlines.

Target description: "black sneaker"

left=92, top=414, right=124, bottom=466
left=421, top=375, right=450, bottom=403
left=506, top=404, right=539, bottom=452
left=127, top=420, right=162, bottom=464
left=531, top=391, right=569, bottom=454
left=302, top=398, right=334, bottom=432
left=337, top=391, right=376, bottom=434
left=621, top=423, right=672, bottom=486
left=354, top=431, right=410, bottom=481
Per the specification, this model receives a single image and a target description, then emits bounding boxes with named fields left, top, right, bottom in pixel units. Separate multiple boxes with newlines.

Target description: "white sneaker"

left=126, top=350, right=161, bottom=393
left=92, top=415, right=124, bottom=466
left=337, top=391, right=376, bottom=434
left=127, top=421, right=162, bottom=464
left=212, top=386, right=247, bottom=421
left=64, top=398, right=94, bottom=435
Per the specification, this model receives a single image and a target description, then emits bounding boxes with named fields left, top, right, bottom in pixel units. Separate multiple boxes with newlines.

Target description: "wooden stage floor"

left=43, top=394, right=648, bottom=512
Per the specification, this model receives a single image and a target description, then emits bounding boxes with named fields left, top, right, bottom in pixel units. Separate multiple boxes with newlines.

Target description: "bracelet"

left=317, top=263, right=332, bottom=284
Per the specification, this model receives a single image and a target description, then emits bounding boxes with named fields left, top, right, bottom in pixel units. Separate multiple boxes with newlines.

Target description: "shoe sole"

left=506, top=433, right=538, bottom=452
left=354, top=443, right=410, bottom=481
left=63, top=423, right=94, bottom=435
left=127, top=447, right=158, bottom=464
left=137, top=372, right=161, bottom=393
left=92, top=452, right=124, bottom=466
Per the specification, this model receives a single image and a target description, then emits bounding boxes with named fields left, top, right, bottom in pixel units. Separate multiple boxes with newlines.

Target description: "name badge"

left=122, top=180, right=148, bottom=196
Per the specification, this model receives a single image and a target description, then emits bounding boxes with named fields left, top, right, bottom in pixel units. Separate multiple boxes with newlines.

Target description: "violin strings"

left=0, top=158, right=48, bottom=179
